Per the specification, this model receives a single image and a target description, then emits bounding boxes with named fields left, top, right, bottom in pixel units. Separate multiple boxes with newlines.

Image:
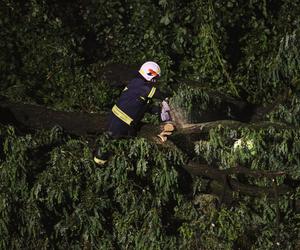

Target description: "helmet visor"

left=147, top=69, right=160, bottom=78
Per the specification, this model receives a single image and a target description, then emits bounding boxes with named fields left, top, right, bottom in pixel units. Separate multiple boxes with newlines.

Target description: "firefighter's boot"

left=93, top=147, right=111, bottom=166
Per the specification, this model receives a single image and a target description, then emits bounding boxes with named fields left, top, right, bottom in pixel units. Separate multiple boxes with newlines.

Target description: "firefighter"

left=93, top=61, right=172, bottom=165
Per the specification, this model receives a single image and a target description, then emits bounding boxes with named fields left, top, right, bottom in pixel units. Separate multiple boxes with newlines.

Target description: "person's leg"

left=93, top=131, right=114, bottom=165
left=93, top=117, right=134, bottom=165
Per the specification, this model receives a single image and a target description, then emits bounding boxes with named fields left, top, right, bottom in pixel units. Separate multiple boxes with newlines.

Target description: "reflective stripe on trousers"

left=112, top=105, right=133, bottom=125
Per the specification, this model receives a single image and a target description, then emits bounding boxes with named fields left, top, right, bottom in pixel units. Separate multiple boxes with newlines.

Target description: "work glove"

left=157, top=99, right=176, bottom=142
left=160, top=99, right=172, bottom=122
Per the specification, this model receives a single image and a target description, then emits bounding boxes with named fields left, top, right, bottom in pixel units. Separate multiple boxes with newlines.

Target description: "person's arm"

left=144, top=85, right=169, bottom=101
left=148, top=105, right=160, bottom=115
left=144, top=86, right=170, bottom=119
left=152, top=88, right=168, bottom=100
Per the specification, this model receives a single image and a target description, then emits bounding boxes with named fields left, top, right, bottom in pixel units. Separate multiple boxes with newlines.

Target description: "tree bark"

left=0, top=98, right=294, bottom=144
left=184, top=161, right=292, bottom=197
left=0, top=99, right=108, bottom=136
left=0, top=99, right=296, bottom=198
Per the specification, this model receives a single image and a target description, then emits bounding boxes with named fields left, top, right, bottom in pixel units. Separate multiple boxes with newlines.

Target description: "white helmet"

left=139, top=61, right=161, bottom=81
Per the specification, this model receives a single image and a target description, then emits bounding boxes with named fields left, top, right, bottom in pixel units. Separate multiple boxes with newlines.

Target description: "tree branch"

left=183, top=161, right=292, bottom=197
left=0, top=99, right=297, bottom=199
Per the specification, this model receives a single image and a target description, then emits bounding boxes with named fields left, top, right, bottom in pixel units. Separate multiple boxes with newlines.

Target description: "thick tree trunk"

left=0, top=99, right=296, bottom=199
left=0, top=99, right=108, bottom=136
left=0, top=98, right=293, bottom=150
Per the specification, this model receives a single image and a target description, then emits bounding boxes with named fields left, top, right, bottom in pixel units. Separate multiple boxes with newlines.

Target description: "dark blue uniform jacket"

left=107, top=76, right=166, bottom=138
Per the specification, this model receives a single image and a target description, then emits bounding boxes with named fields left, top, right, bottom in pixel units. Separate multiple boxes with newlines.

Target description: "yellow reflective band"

left=140, top=96, right=146, bottom=100
left=94, top=157, right=107, bottom=165
left=112, top=105, right=133, bottom=125
left=123, top=87, right=128, bottom=92
left=148, top=87, right=156, bottom=98
left=139, top=69, right=145, bottom=75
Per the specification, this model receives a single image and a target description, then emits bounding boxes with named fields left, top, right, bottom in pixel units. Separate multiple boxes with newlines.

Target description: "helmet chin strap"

left=150, top=76, right=159, bottom=83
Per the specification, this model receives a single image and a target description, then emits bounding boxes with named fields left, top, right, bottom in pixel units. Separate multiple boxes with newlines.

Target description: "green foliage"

left=2, top=0, right=299, bottom=105
left=0, top=123, right=299, bottom=248
left=234, top=13, right=300, bottom=103
left=0, top=0, right=118, bottom=111
left=170, top=85, right=211, bottom=122
left=195, top=124, right=300, bottom=177
left=0, top=125, right=187, bottom=249
left=1, top=0, right=300, bottom=249
left=268, top=95, right=300, bottom=126
left=193, top=124, right=300, bottom=248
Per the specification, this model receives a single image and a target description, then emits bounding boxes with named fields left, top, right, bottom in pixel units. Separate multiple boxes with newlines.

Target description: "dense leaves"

left=2, top=0, right=299, bottom=108
left=1, top=0, right=300, bottom=249
left=1, top=124, right=299, bottom=249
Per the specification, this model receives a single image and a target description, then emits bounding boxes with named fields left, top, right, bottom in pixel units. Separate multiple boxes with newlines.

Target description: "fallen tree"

left=0, top=98, right=297, bottom=200
left=0, top=98, right=108, bottom=136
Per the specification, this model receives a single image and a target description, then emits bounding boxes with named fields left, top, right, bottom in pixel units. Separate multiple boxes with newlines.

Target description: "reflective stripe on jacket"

left=111, top=77, right=160, bottom=126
